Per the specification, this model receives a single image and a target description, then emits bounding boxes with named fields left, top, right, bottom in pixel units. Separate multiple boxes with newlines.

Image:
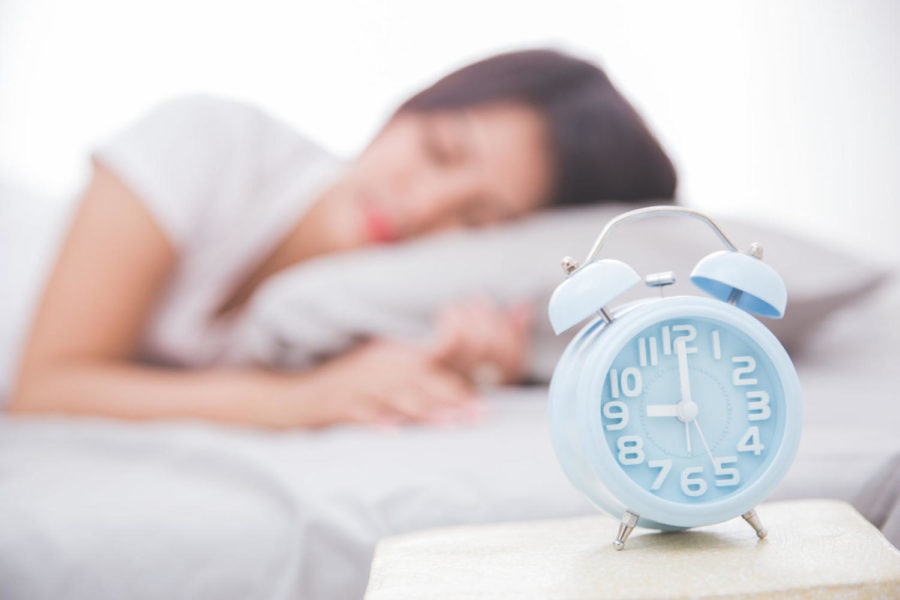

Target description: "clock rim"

left=551, top=295, right=802, bottom=529
left=549, top=299, right=684, bottom=530
left=549, top=313, right=680, bottom=528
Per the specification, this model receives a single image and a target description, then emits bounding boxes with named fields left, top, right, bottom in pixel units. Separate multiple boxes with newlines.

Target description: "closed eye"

left=421, top=117, right=463, bottom=167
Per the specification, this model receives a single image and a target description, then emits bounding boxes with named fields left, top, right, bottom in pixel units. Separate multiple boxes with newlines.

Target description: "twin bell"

left=547, top=207, right=788, bottom=335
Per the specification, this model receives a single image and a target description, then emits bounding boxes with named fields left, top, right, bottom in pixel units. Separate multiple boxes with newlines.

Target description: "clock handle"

left=582, top=206, right=739, bottom=265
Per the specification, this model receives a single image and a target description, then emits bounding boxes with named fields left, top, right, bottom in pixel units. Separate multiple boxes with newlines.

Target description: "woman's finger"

left=340, top=395, right=391, bottom=426
left=446, top=301, right=495, bottom=367
left=430, top=307, right=466, bottom=363
left=430, top=298, right=533, bottom=385
left=508, top=302, right=534, bottom=335
left=383, top=388, right=441, bottom=423
left=416, top=367, right=475, bottom=408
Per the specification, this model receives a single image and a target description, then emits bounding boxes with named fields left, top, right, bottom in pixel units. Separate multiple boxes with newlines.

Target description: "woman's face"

left=335, top=102, right=552, bottom=244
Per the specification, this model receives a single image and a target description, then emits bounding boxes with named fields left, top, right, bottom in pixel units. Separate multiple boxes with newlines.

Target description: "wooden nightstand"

left=366, top=499, right=900, bottom=599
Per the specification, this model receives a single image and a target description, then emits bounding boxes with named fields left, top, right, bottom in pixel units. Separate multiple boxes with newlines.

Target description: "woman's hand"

left=267, top=300, right=533, bottom=430
left=277, top=339, right=481, bottom=429
left=431, top=299, right=534, bottom=386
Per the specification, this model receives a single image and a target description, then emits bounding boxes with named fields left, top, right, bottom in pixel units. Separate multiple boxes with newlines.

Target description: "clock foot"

left=742, top=508, right=768, bottom=539
left=613, top=511, right=639, bottom=550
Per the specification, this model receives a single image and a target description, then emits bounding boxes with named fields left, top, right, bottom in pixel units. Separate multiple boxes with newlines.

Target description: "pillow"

left=231, top=203, right=889, bottom=382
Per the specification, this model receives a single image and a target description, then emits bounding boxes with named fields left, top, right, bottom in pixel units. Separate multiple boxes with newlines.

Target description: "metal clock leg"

left=614, top=511, right=639, bottom=550
left=741, top=508, right=768, bottom=539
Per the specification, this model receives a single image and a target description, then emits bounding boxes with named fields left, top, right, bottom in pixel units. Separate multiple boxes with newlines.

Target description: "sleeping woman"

left=8, top=49, right=676, bottom=429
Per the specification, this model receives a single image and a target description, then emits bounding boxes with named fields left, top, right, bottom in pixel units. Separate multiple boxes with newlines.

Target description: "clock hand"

left=646, top=402, right=692, bottom=452
left=673, top=339, right=713, bottom=463
left=646, top=342, right=698, bottom=453
left=692, top=418, right=717, bottom=467
left=675, top=340, right=693, bottom=406
left=646, top=404, right=678, bottom=417
left=675, top=340, right=697, bottom=454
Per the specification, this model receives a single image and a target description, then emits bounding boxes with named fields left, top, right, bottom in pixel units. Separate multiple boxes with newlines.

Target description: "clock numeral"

left=671, top=324, right=698, bottom=354
left=603, top=401, right=628, bottom=430
left=711, top=330, right=721, bottom=360
left=649, top=337, right=659, bottom=365
left=620, top=367, right=642, bottom=397
left=732, top=356, right=758, bottom=386
left=746, top=391, right=771, bottom=421
left=616, top=435, right=645, bottom=465
left=661, top=323, right=698, bottom=356
left=608, top=367, right=642, bottom=399
left=648, top=459, right=672, bottom=490
left=680, top=466, right=708, bottom=497
left=713, top=456, right=741, bottom=487
left=637, top=337, right=659, bottom=367
left=737, top=426, right=765, bottom=455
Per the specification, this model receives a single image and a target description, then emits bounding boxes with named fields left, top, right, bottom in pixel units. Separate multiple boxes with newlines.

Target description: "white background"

left=1, top=0, right=897, bottom=262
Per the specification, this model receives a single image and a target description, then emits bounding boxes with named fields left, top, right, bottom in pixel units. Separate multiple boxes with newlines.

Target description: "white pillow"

left=233, top=203, right=888, bottom=381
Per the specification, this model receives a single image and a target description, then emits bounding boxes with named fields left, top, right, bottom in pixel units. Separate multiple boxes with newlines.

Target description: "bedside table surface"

left=365, top=499, right=900, bottom=599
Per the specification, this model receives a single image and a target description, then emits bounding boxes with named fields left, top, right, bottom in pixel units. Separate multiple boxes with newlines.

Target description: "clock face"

left=596, top=316, right=786, bottom=505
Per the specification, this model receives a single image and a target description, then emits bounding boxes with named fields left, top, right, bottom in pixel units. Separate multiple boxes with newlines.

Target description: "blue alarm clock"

left=547, top=206, right=801, bottom=550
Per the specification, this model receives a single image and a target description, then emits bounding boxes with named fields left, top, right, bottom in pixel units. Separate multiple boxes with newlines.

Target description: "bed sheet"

left=0, top=275, right=897, bottom=600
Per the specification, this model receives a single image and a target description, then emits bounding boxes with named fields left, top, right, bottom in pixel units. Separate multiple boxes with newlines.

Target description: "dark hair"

left=398, top=49, right=677, bottom=206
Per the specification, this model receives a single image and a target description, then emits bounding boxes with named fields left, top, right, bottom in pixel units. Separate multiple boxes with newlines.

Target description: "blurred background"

left=1, top=0, right=898, bottom=262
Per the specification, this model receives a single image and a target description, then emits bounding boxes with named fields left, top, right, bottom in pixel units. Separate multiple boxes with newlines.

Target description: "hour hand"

left=646, top=404, right=679, bottom=417
left=646, top=403, right=692, bottom=453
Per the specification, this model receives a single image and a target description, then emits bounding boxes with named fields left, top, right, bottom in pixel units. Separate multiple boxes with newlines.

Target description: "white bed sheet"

left=0, top=276, right=898, bottom=600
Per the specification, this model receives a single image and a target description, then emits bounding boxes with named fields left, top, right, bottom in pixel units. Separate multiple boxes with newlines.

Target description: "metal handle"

left=583, top=206, right=738, bottom=265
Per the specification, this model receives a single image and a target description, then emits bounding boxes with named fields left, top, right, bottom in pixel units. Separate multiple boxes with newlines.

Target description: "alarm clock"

left=547, top=206, right=801, bottom=550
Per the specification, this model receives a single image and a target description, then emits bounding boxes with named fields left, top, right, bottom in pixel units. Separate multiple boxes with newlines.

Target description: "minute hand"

left=675, top=340, right=697, bottom=454
left=676, top=340, right=692, bottom=405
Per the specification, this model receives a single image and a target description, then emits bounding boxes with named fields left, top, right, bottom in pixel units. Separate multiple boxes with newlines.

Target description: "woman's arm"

left=8, top=164, right=288, bottom=426
left=8, top=166, right=476, bottom=428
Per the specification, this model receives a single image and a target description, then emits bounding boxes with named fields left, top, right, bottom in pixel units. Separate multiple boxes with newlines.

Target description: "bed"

left=1, top=193, right=898, bottom=599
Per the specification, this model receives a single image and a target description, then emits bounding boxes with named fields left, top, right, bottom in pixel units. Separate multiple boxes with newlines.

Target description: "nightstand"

left=366, top=499, right=900, bottom=599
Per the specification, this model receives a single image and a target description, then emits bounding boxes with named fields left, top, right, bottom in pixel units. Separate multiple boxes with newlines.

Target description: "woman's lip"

left=362, top=203, right=396, bottom=243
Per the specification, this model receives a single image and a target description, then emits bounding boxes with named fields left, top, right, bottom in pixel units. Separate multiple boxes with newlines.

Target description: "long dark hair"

left=398, top=49, right=677, bottom=206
